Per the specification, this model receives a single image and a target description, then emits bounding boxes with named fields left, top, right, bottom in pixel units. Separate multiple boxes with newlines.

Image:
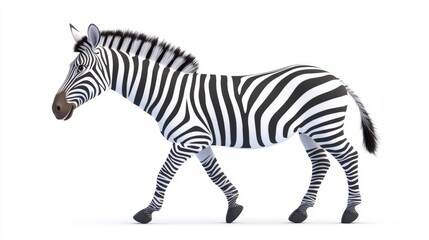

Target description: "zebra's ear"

left=70, top=24, right=85, bottom=42
left=87, top=24, right=100, bottom=49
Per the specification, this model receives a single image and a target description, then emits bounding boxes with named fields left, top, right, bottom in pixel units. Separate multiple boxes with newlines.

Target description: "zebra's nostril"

left=56, top=106, right=61, bottom=111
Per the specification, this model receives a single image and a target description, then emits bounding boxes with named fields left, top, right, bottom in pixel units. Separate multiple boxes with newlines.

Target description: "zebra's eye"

left=77, top=65, right=86, bottom=73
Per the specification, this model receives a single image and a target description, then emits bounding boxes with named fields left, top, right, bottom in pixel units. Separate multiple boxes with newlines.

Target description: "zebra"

left=52, top=24, right=378, bottom=224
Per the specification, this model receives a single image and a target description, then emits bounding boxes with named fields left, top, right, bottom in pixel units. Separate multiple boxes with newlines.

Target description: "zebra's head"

left=52, top=24, right=108, bottom=120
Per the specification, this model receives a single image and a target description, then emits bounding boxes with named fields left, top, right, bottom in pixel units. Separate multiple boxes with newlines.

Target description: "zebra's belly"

left=209, top=124, right=295, bottom=149
left=212, top=133, right=293, bottom=149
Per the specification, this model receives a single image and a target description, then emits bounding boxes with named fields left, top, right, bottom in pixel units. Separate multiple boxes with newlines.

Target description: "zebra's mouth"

left=52, top=91, right=77, bottom=121
left=64, top=105, right=75, bottom=121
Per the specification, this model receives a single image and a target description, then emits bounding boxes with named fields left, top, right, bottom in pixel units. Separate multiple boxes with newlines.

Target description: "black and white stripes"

left=54, top=24, right=378, bottom=224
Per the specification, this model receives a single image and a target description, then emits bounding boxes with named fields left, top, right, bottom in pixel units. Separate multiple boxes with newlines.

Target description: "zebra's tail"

left=344, top=84, right=378, bottom=154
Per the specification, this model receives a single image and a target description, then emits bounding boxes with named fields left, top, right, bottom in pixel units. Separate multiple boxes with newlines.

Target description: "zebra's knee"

left=321, top=158, right=331, bottom=170
left=311, top=158, right=331, bottom=173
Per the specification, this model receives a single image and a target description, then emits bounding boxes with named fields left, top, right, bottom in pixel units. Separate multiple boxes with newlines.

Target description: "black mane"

left=74, top=30, right=199, bottom=73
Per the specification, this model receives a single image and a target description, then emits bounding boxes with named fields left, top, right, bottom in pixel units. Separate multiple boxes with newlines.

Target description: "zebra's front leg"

left=289, top=134, right=330, bottom=223
left=196, top=147, right=243, bottom=223
left=133, top=143, right=200, bottom=224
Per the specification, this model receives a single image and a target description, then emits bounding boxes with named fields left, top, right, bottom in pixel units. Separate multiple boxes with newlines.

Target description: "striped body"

left=100, top=51, right=348, bottom=149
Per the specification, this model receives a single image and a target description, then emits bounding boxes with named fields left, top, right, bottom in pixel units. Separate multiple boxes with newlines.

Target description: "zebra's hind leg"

left=314, top=131, right=361, bottom=223
left=196, top=147, right=243, bottom=223
left=289, top=134, right=330, bottom=223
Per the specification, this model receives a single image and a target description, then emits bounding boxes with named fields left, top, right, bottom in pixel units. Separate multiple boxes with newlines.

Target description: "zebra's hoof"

left=341, top=207, right=359, bottom=223
left=226, top=204, right=243, bottom=223
left=289, top=208, right=308, bottom=223
left=133, top=208, right=153, bottom=224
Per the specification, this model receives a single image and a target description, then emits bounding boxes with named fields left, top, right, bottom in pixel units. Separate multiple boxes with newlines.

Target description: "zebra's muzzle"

left=52, top=91, right=76, bottom=120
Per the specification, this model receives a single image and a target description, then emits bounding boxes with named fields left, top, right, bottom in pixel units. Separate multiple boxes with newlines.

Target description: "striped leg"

left=314, top=131, right=361, bottom=223
left=133, top=143, right=201, bottom=224
left=289, top=134, right=330, bottom=223
left=196, top=147, right=243, bottom=223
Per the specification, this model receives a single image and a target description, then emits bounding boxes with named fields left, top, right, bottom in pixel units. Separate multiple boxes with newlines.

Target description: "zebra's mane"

left=74, top=30, right=199, bottom=73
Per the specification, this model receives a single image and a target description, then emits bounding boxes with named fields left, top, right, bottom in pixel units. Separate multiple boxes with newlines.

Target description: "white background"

left=1, top=0, right=428, bottom=239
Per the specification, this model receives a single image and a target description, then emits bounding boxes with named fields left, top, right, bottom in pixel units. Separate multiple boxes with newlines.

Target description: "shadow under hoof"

left=341, top=207, right=359, bottom=223
left=226, top=204, right=243, bottom=223
left=289, top=208, right=308, bottom=223
left=133, top=208, right=153, bottom=224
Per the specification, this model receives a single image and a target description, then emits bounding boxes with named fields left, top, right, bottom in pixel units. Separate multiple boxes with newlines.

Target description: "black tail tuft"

left=344, top=85, right=378, bottom=154
left=361, top=111, right=378, bottom=154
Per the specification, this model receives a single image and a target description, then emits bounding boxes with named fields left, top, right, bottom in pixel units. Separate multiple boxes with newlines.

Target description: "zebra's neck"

left=104, top=50, right=190, bottom=120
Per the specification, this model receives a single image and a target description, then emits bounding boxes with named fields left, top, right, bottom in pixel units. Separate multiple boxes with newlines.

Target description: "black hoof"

left=341, top=207, right=359, bottom=223
left=133, top=208, right=154, bottom=224
left=289, top=208, right=308, bottom=223
left=226, top=204, right=243, bottom=223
